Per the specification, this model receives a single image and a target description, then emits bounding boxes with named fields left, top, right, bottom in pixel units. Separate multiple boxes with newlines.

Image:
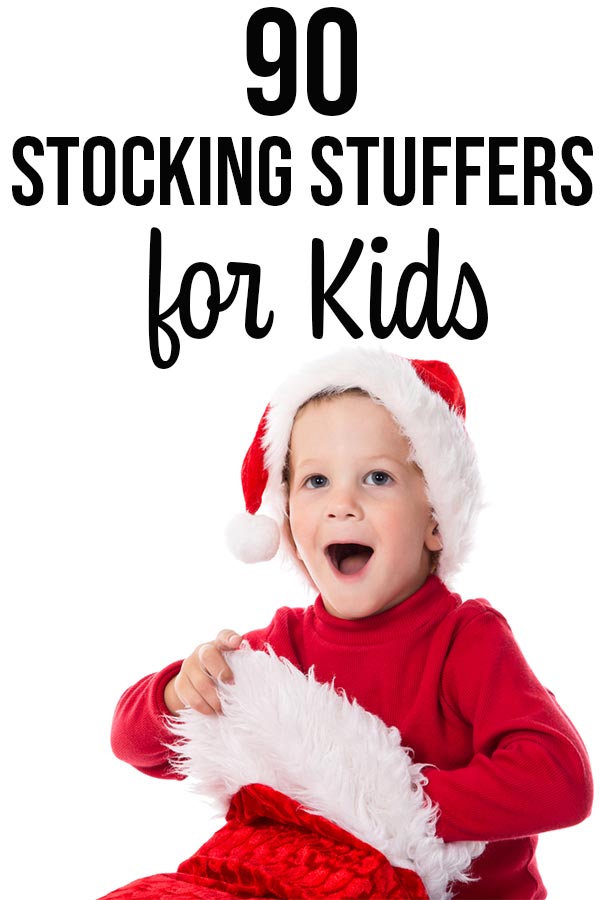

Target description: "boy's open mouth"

left=326, top=543, right=374, bottom=576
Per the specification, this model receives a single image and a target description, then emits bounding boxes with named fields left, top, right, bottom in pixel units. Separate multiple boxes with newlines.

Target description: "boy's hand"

left=164, top=630, right=243, bottom=715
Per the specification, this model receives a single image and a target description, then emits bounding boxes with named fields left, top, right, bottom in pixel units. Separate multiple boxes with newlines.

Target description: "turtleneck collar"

left=312, top=575, right=459, bottom=646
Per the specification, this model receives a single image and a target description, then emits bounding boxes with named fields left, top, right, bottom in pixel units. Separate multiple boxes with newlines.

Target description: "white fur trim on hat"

left=169, top=647, right=485, bottom=900
left=261, top=348, right=482, bottom=584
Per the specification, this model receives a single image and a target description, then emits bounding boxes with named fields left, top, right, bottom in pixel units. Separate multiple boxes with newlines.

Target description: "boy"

left=111, top=349, right=592, bottom=899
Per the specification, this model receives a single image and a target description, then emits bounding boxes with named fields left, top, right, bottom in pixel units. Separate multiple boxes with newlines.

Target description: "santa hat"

left=225, top=348, right=483, bottom=584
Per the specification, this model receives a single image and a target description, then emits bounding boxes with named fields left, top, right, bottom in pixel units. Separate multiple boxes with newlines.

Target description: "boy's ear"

left=425, top=518, right=443, bottom=553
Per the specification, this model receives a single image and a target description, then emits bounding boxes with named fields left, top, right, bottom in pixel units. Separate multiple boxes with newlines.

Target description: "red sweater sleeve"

left=111, top=661, right=184, bottom=778
left=424, top=608, right=593, bottom=842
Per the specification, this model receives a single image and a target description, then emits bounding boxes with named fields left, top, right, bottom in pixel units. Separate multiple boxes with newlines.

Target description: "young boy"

left=111, top=349, right=592, bottom=899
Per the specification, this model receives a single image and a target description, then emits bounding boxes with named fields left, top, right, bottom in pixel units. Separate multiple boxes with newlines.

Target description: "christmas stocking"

left=100, top=647, right=483, bottom=899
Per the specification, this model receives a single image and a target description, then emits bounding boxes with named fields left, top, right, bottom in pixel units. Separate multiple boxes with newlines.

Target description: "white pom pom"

left=225, top=512, right=280, bottom=563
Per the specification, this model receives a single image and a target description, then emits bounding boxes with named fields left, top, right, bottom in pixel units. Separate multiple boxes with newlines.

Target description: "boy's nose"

left=326, top=488, right=362, bottom=519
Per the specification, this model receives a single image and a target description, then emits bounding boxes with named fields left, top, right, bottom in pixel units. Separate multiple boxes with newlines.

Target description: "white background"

left=1, top=1, right=597, bottom=897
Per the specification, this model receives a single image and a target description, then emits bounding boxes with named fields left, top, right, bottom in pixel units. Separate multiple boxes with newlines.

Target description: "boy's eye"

left=365, top=470, right=392, bottom=486
left=305, top=474, right=329, bottom=489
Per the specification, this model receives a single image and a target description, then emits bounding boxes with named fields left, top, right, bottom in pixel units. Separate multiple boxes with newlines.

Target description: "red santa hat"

left=225, top=348, right=483, bottom=584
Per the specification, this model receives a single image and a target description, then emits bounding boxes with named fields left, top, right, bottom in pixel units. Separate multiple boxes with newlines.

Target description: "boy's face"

left=287, top=394, right=441, bottom=619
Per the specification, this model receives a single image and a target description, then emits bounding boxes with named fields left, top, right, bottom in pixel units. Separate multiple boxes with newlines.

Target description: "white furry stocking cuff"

left=169, top=646, right=485, bottom=900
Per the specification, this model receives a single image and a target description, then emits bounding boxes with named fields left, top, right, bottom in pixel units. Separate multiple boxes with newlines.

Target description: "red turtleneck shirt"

left=111, top=576, right=592, bottom=899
